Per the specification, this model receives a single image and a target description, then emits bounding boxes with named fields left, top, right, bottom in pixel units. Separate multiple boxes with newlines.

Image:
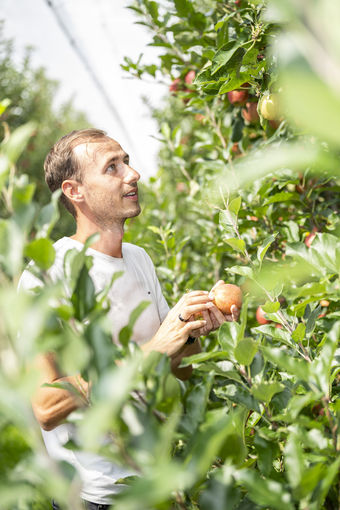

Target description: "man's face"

left=73, top=137, right=141, bottom=229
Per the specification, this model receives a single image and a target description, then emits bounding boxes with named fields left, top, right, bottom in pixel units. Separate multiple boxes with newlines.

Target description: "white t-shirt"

left=18, top=237, right=170, bottom=505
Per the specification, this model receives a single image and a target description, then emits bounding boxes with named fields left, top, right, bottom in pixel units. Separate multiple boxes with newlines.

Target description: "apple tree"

left=0, top=1, right=339, bottom=509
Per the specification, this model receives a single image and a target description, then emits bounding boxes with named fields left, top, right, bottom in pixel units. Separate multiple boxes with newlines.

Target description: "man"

left=19, top=129, right=239, bottom=509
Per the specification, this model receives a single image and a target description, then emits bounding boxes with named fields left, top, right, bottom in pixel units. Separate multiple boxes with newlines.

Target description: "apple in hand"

left=211, top=283, right=242, bottom=314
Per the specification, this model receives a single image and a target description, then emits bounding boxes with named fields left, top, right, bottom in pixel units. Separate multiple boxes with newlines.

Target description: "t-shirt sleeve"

left=141, top=249, right=170, bottom=323
left=18, top=266, right=44, bottom=293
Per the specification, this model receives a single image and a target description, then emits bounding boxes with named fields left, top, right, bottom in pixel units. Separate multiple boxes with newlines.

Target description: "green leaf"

left=180, top=375, right=213, bottom=435
left=228, top=265, right=255, bottom=279
left=224, top=237, right=246, bottom=254
left=216, top=20, right=230, bottom=49
left=220, top=209, right=237, bottom=232
left=234, top=338, right=258, bottom=366
left=71, top=264, right=96, bottom=320
left=252, top=324, right=292, bottom=347
left=203, top=141, right=323, bottom=200
left=237, top=295, right=248, bottom=343
left=310, top=321, right=339, bottom=396
left=228, top=196, right=242, bottom=216
left=174, top=0, right=192, bottom=17
left=35, top=190, right=61, bottom=238
left=24, top=238, right=55, bottom=270
left=194, top=361, right=242, bottom=382
left=218, top=321, right=240, bottom=360
left=85, top=317, right=118, bottom=373
left=147, top=225, right=161, bottom=235
left=161, top=122, right=171, bottom=140
left=199, top=468, right=241, bottom=510
left=284, top=427, right=304, bottom=489
left=180, top=350, right=232, bottom=367
left=211, top=42, right=241, bottom=76
left=254, top=433, right=279, bottom=477
left=147, top=1, right=159, bottom=24
left=186, top=408, right=247, bottom=476
left=262, top=301, right=280, bottom=313
left=264, top=191, right=298, bottom=205
left=251, top=381, right=285, bottom=404
left=0, top=98, right=11, bottom=115
left=118, top=300, right=150, bottom=347
left=282, top=391, right=322, bottom=422
left=262, top=346, right=310, bottom=382
left=257, top=234, right=278, bottom=264
left=297, top=463, right=326, bottom=500
left=310, top=233, right=339, bottom=273
left=314, top=457, right=340, bottom=507
left=235, top=469, right=294, bottom=510
left=0, top=154, right=10, bottom=191
left=1, top=122, right=37, bottom=164
left=12, top=177, right=35, bottom=210
left=291, top=323, right=306, bottom=343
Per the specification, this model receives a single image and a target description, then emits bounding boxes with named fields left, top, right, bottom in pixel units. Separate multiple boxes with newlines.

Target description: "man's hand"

left=189, top=280, right=240, bottom=338
left=142, top=290, right=214, bottom=358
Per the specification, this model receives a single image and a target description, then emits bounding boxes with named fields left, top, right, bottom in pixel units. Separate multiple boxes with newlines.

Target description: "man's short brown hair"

left=44, top=128, right=108, bottom=217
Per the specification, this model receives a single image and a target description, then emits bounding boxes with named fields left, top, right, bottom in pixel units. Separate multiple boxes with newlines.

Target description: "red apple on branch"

left=227, top=84, right=249, bottom=105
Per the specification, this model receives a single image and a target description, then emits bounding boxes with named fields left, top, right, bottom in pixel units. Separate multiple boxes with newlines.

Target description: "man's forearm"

left=32, top=374, right=89, bottom=430
left=31, top=354, right=89, bottom=430
left=170, top=340, right=201, bottom=380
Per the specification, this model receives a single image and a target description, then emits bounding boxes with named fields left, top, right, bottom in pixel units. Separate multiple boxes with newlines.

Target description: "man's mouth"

left=123, top=189, right=138, bottom=200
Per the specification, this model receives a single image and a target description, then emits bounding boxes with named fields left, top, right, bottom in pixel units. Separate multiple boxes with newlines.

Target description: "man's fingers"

left=201, top=310, right=212, bottom=333
left=207, top=309, right=221, bottom=330
left=207, top=304, right=226, bottom=325
left=181, top=302, right=215, bottom=319
left=185, top=319, right=207, bottom=332
left=230, top=305, right=240, bottom=321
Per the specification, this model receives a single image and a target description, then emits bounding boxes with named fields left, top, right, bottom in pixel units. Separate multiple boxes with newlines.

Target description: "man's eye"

left=106, top=164, right=116, bottom=173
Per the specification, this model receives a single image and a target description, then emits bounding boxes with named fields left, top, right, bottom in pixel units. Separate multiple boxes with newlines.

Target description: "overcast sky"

left=1, top=0, right=168, bottom=179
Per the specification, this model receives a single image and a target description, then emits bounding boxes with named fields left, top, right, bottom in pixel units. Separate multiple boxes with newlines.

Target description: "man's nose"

left=125, top=165, right=140, bottom=184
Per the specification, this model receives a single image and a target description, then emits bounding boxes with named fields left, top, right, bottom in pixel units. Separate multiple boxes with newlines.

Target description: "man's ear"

left=62, top=180, right=84, bottom=203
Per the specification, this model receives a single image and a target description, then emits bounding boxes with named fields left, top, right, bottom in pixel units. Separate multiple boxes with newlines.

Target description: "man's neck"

left=71, top=222, right=125, bottom=258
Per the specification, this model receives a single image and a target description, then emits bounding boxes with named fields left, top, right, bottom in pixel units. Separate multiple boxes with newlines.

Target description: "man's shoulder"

left=122, top=242, right=148, bottom=257
left=19, top=237, right=74, bottom=291
left=53, top=236, right=77, bottom=254
left=122, top=243, right=154, bottom=266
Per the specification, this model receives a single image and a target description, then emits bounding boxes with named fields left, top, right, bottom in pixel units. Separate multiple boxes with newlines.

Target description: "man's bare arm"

left=32, top=353, right=89, bottom=431
left=170, top=340, right=202, bottom=380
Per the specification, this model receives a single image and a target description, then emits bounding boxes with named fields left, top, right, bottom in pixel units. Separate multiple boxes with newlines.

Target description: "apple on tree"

left=259, top=93, right=280, bottom=120
left=185, top=70, right=196, bottom=85
left=256, top=305, right=270, bottom=325
left=169, top=78, right=181, bottom=93
left=304, top=227, right=318, bottom=248
left=227, top=84, right=249, bottom=106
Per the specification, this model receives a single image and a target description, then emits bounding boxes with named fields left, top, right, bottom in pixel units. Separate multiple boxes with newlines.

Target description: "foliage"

left=0, top=1, right=340, bottom=509
left=0, top=24, right=90, bottom=236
